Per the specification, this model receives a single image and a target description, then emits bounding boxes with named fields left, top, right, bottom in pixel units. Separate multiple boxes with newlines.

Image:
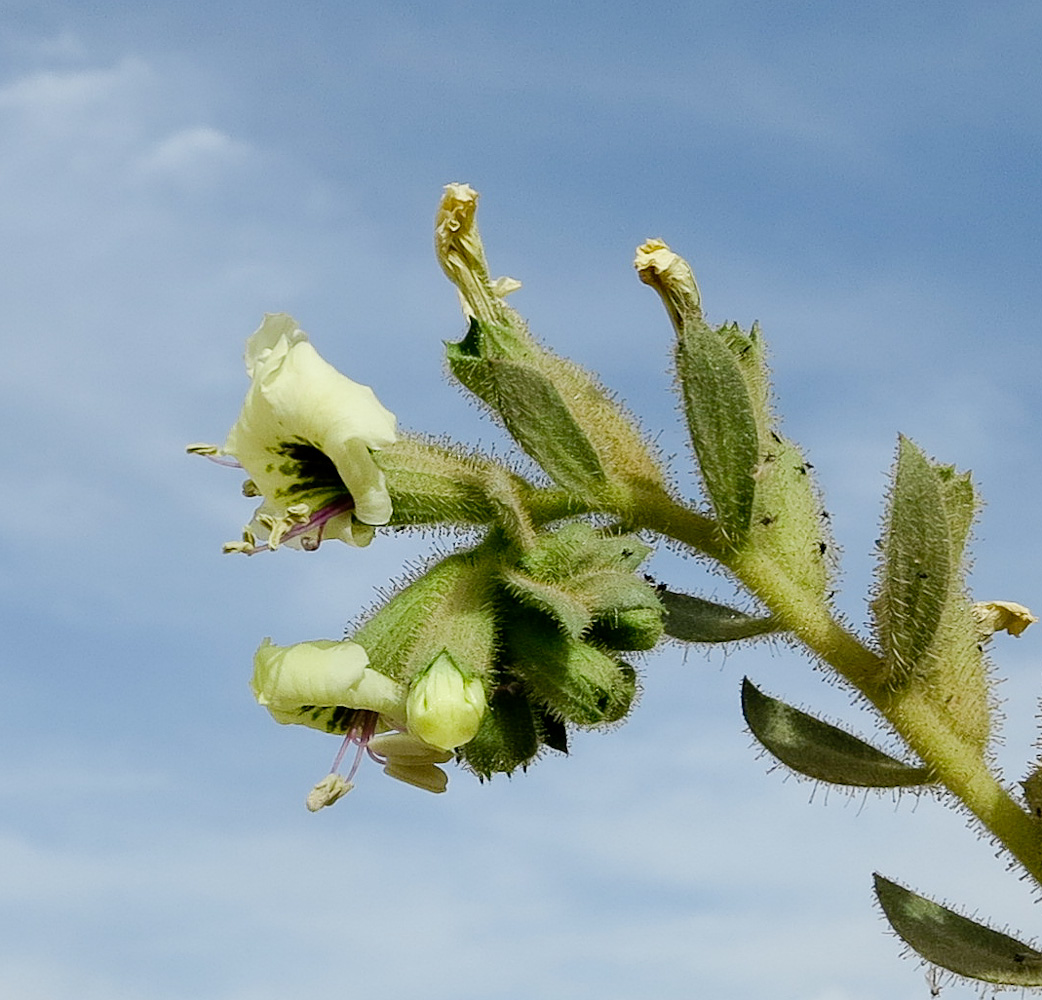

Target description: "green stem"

left=640, top=492, right=1042, bottom=885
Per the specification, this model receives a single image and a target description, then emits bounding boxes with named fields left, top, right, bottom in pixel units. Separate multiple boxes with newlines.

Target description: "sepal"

left=374, top=436, right=537, bottom=543
left=671, top=308, right=760, bottom=544
left=872, top=438, right=990, bottom=746
left=501, top=522, right=663, bottom=648
left=502, top=608, right=637, bottom=726
left=637, top=241, right=831, bottom=586
left=352, top=544, right=499, bottom=697
left=460, top=681, right=542, bottom=779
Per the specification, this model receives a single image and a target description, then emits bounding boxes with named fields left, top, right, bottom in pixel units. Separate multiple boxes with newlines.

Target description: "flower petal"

left=218, top=314, right=398, bottom=550
left=251, top=638, right=407, bottom=731
left=382, top=761, right=449, bottom=793
left=368, top=731, right=454, bottom=764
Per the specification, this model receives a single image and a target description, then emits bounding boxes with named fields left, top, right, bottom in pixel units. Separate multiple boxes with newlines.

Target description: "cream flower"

left=251, top=638, right=455, bottom=805
left=190, top=313, right=397, bottom=553
left=368, top=732, right=453, bottom=793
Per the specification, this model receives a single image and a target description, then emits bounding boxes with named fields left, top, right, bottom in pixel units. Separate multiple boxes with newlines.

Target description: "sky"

left=2, top=3, right=1042, bottom=998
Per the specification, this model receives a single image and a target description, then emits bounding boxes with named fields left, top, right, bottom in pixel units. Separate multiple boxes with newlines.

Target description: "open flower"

left=252, top=638, right=454, bottom=807
left=189, top=313, right=397, bottom=552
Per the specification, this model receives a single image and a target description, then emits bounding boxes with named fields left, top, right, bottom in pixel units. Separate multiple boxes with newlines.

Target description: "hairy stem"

left=639, top=491, right=1042, bottom=885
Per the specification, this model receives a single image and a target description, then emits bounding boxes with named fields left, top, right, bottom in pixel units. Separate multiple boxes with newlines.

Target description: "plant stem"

left=640, top=492, right=1042, bottom=885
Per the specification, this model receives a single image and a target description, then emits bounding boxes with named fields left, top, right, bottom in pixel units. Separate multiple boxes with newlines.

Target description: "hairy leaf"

left=874, top=874, right=1042, bottom=986
left=447, top=347, right=606, bottom=493
left=661, top=591, right=777, bottom=643
left=742, top=679, right=932, bottom=787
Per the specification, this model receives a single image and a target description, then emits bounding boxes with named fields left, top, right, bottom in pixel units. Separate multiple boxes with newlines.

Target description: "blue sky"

left=2, top=3, right=1042, bottom=998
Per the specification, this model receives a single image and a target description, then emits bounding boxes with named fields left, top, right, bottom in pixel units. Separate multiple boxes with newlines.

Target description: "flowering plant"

left=192, top=184, right=1042, bottom=989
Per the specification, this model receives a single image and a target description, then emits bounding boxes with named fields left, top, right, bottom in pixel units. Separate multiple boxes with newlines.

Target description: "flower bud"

left=406, top=652, right=488, bottom=751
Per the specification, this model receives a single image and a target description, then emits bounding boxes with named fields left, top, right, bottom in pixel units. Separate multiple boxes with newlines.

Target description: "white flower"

left=405, top=651, right=487, bottom=751
left=190, top=313, right=397, bottom=553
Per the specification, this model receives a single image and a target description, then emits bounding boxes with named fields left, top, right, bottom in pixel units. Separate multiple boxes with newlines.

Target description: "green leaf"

left=875, top=436, right=953, bottom=683
left=447, top=347, right=607, bottom=493
left=741, top=679, right=932, bottom=787
left=874, top=874, right=1042, bottom=986
left=660, top=591, right=777, bottom=643
left=674, top=312, right=760, bottom=544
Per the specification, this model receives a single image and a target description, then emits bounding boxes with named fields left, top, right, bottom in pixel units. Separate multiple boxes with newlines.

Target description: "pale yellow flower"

left=251, top=638, right=407, bottom=731
left=251, top=638, right=455, bottom=805
left=189, top=313, right=397, bottom=553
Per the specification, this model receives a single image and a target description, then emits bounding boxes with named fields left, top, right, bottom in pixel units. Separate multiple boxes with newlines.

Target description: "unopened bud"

left=406, top=652, right=488, bottom=751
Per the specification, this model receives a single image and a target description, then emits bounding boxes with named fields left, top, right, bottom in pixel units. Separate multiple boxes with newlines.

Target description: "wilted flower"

left=406, top=651, right=488, bottom=751
left=973, top=600, right=1038, bottom=639
left=633, top=238, right=702, bottom=336
left=435, top=183, right=521, bottom=325
left=189, top=313, right=397, bottom=553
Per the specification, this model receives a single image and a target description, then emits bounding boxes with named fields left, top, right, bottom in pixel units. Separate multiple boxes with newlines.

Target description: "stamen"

left=230, top=496, right=358, bottom=556
left=186, top=444, right=244, bottom=469
left=328, top=710, right=381, bottom=784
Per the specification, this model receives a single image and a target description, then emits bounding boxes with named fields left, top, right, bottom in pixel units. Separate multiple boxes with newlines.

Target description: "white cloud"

left=133, top=125, right=250, bottom=186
